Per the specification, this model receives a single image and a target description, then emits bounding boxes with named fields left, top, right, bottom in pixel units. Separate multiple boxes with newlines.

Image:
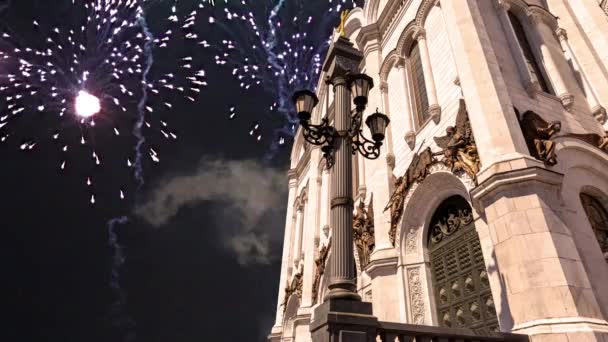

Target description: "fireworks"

left=0, top=0, right=362, bottom=203
left=198, top=0, right=360, bottom=155
left=0, top=0, right=206, bottom=202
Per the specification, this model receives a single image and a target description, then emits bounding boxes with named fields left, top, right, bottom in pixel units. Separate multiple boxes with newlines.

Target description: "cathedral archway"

left=427, top=196, right=499, bottom=334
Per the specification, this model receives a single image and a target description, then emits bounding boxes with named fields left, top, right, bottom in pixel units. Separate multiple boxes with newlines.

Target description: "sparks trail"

left=198, top=0, right=359, bottom=158
left=107, top=216, right=136, bottom=342
left=0, top=0, right=206, bottom=204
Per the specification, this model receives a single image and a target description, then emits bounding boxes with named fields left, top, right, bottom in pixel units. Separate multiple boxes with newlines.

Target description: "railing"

left=377, top=321, right=529, bottom=342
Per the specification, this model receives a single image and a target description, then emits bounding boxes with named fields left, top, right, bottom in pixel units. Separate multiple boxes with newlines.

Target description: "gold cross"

left=337, top=9, right=350, bottom=37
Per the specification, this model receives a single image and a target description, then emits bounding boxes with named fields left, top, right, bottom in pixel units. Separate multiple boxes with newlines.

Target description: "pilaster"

left=273, top=169, right=300, bottom=330
left=301, top=149, right=322, bottom=309
left=440, top=0, right=534, bottom=183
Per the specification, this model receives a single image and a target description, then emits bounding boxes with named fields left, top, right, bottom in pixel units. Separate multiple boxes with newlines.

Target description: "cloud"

left=136, top=157, right=286, bottom=266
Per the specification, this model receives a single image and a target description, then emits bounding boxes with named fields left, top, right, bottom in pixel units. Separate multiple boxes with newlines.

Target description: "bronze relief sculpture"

left=517, top=109, right=561, bottom=165
left=516, top=108, right=608, bottom=164
left=433, top=100, right=481, bottom=181
left=311, top=240, right=331, bottom=305
left=353, top=194, right=375, bottom=269
left=282, top=270, right=303, bottom=313
left=384, top=99, right=480, bottom=246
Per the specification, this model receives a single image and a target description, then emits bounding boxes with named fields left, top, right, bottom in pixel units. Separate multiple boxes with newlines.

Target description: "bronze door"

left=428, top=196, right=499, bottom=334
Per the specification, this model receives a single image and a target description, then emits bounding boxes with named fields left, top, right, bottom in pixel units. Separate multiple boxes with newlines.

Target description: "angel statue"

left=517, top=110, right=561, bottom=165
left=433, top=100, right=481, bottom=181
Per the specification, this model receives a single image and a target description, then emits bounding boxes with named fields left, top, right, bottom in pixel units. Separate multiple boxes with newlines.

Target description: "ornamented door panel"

left=428, top=196, right=498, bottom=334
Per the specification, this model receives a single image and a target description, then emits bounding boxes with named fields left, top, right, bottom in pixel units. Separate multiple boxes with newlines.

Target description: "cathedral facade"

left=270, top=1, right=608, bottom=341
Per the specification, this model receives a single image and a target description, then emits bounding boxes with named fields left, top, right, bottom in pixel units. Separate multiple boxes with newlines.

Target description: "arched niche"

left=553, top=137, right=608, bottom=317
left=344, top=7, right=364, bottom=39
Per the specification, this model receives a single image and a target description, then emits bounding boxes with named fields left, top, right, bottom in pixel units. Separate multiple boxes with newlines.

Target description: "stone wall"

left=270, top=0, right=608, bottom=341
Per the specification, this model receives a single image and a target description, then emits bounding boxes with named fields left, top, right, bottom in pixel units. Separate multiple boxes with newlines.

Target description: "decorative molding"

left=602, top=0, right=608, bottom=15
left=408, top=267, right=425, bottom=324
left=379, top=50, right=401, bottom=83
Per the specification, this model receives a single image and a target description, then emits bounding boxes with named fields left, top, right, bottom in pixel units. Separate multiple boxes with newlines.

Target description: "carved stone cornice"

left=602, top=0, right=608, bottom=15
left=356, top=23, right=381, bottom=58
left=470, top=166, right=564, bottom=204
left=365, top=253, right=398, bottom=278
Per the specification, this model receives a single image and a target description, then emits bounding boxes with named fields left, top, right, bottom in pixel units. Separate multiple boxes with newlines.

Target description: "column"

left=494, top=0, right=541, bottom=97
left=527, top=12, right=574, bottom=109
left=292, top=204, right=304, bottom=266
left=272, top=170, right=299, bottom=330
left=414, top=28, right=441, bottom=122
left=326, top=74, right=359, bottom=300
left=398, top=59, right=416, bottom=146
left=319, top=168, right=330, bottom=242
left=556, top=28, right=607, bottom=123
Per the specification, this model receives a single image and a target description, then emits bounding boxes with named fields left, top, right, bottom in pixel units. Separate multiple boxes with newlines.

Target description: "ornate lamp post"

left=292, top=44, right=389, bottom=302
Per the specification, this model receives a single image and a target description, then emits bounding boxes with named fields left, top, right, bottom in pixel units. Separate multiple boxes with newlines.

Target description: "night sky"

left=0, top=0, right=364, bottom=341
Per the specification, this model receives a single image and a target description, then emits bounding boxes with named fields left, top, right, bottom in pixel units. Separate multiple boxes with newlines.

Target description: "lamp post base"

left=310, top=299, right=378, bottom=342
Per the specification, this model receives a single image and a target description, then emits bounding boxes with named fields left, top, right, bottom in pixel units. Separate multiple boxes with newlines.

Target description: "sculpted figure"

left=353, top=195, right=374, bottom=268
left=518, top=110, right=561, bottom=165
left=434, top=100, right=481, bottom=180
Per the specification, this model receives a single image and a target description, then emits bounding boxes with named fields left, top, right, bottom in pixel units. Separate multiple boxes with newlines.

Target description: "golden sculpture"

left=311, top=240, right=331, bottom=305
left=353, top=194, right=375, bottom=268
left=433, top=100, right=481, bottom=181
left=384, top=148, right=435, bottom=246
left=337, top=9, right=350, bottom=37
left=517, top=110, right=561, bottom=165
left=282, top=271, right=303, bottom=313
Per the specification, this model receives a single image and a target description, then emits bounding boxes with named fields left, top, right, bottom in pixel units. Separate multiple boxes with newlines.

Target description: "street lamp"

left=292, top=74, right=389, bottom=167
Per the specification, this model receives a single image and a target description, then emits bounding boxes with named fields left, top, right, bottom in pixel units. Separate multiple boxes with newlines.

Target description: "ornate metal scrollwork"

left=301, top=117, right=336, bottom=148
left=429, top=208, right=474, bottom=245
left=350, top=109, right=383, bottom=160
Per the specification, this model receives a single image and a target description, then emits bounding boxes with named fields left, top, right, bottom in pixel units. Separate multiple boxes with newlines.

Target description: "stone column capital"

left=413, top=27, right=426, bottom=41
left=555, top=27, right=568, bottom=42
left=379, top=80, right=389, bottom=93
